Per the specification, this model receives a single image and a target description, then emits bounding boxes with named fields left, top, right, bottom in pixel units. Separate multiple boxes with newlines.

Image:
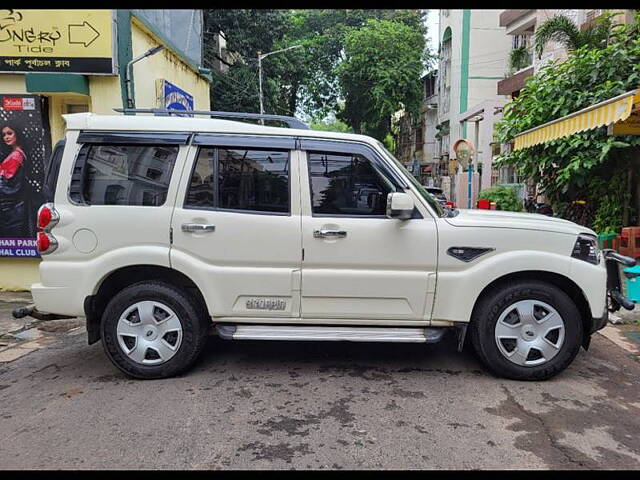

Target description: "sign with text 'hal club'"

left=0, top=9, right=115, bottom=74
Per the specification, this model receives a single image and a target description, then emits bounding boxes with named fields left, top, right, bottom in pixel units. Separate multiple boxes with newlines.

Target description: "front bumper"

left=581, top=250, right=635, bottom=348
left=603, top=249, right=636, bottom=313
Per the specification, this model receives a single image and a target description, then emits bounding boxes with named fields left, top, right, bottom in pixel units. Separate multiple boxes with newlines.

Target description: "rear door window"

left=184, top=146, right=290, bottom=214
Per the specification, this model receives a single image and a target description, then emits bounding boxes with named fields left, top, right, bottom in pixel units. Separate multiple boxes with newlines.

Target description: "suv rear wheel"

left=100, top=281, right=209, bottom=379
left=470, top=280, right=583, bottom=380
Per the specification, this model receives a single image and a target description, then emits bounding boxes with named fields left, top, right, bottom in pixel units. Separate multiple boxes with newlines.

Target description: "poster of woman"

left=0, top=94, right=50, bottom=257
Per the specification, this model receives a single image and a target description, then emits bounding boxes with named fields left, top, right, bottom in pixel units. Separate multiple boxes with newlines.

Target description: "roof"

left=62, top=113, right=376, bottom=146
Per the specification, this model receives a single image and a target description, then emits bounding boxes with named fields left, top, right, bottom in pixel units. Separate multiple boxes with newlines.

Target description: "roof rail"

left=113, top=108, right=310, bottom=130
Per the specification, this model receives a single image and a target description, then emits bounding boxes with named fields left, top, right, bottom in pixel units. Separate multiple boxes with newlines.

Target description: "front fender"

left=432, top=249, right=606, bottom=324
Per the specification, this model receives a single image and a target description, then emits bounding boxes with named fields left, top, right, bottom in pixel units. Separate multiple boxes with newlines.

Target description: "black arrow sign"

left=68, top=21, right=100, bottom=47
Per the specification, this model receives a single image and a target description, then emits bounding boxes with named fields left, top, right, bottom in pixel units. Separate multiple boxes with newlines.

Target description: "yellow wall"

left=88, top=76, right=122, bottom=115
left=130, top=18, right=210, bottom=111
left=0, top=258, right=40, bottom=291
left=47, top=94, right=91, bottom=143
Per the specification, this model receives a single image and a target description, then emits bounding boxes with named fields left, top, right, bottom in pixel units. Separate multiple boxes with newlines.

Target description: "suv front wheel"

left=100, top=281, right=209, bottom=379
left=470, top=280, right=583, bottom=381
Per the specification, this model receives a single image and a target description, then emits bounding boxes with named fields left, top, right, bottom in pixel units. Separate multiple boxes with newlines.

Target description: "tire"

left=100, top=281, right=210, bottom=379
left=470, top=280, right=583, bottom=381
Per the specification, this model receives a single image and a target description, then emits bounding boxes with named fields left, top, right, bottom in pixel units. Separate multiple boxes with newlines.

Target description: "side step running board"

left=215, top=324, right=446, bottom=343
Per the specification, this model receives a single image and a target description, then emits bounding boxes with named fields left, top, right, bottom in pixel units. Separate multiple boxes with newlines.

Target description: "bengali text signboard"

left=0, top=9, right=115, bottom=74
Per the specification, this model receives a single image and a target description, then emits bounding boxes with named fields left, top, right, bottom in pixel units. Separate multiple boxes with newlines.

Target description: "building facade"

left=434, top=9, right=511, bottom=205
left=0, top=9, right=211, bottom=290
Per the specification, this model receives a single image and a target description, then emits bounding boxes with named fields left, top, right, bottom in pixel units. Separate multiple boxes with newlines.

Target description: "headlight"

left=571, top=233, right=600, bottom=265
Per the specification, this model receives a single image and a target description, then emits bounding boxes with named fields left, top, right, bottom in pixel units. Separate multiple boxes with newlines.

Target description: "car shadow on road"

left=195, top=329, right=487, bottom=377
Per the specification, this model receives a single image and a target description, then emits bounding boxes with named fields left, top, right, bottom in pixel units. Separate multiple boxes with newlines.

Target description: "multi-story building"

left=394, top=71, right=439, bottom=186
left=434, top=9, right=511, bottom=206
left=0, top=9, right=212, bottom=290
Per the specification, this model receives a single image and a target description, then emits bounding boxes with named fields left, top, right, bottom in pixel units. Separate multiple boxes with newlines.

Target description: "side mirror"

left=386, top=192, right=414, bottom=220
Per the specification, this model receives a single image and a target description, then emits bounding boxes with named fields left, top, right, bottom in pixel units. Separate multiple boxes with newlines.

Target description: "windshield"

left=376, top=142, right=446, bottom=217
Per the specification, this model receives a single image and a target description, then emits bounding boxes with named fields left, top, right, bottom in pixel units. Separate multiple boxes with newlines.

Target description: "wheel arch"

left=469, top=270, right=592, bottom=348
left=84, top=265, right=208, bottom=345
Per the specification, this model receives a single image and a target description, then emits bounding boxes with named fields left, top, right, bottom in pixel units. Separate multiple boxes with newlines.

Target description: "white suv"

left=21, top=111, right=635, bottom=380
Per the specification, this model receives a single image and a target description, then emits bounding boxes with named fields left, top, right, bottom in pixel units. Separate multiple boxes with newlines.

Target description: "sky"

left=426, top=10, right=439, bottom=57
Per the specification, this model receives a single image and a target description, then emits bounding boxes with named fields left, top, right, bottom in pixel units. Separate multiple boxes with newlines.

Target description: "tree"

left=271, top=9, right=429, bottom=119
left=336, top=19, right=427, bottom=140
left=496, top=15, right=640, bottom=233
left=202, top=9, right=290, bottom=113
left=533, top=11, right=617, bottom=59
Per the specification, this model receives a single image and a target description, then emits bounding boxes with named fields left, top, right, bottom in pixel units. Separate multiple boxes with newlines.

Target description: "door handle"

left=182, top=223, right=216, bottom=233
left=313, top=229, right=347, bottom=239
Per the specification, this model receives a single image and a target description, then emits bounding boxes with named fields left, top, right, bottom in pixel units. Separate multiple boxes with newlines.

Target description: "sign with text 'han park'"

left=0, top=9, right=115, bottom=74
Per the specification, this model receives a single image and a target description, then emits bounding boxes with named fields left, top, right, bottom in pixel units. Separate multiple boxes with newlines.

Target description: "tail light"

left=36, top=203, right=59, bottom=254
left=37, top=231, right=58, bottom=255
left=37, top=203, right=59, bottom=231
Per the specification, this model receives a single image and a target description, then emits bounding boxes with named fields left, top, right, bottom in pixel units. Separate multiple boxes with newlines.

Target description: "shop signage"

left=0, top=9, right=115, bottom=74
left=0, top=94, right=51, bottom=258
left=158, top=79, right=193, bottom=116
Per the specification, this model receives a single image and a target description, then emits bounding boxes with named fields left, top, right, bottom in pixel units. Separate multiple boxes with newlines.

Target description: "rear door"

left=170, top=135, right=302, bottom=319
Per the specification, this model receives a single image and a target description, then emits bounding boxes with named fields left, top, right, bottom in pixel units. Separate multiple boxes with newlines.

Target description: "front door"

left=299, top=140, right=438, bottom=322
left=170, top=137, right=302, bottom=319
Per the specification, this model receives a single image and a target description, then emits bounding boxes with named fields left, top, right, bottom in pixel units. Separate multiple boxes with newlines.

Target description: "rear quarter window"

left=42, top=139, right=65, bottom=202
left=70, top=144, right=179, bottom=206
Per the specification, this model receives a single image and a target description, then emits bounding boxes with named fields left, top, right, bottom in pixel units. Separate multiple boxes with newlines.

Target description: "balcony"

left=499, top=10, right=533, bottom=27
left=500, top=10, right=536, bottom=36
left=497, top=66, right=534, bottom=96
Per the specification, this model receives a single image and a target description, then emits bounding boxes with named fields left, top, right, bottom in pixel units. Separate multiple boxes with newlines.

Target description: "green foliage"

left=533, top=12, right=617, bottom=59
left=495, top=18, right=640, bottom=232
left=383, top=133, right=396, bottom=153
left=508, top=46, right=531, bottom=74
left=203, top=9, right=290, bottom=113
left=203, top=9, right=432, bottom=136
left=478, top=186, right=523, bottom=212
left=310, top=118, right=353, bottom=133
left=336, top=18, right=427, bottom=140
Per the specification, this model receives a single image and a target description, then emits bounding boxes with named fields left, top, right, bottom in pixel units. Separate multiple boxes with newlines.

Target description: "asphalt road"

left=1, top=327, right=639, bottom=470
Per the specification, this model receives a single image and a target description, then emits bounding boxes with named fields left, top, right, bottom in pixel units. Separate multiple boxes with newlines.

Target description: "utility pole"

left=257, top=44, right=303, bottom=123
left=258, top=51, right=264, bottom=120
left=468, top=115, right=483, bottom=208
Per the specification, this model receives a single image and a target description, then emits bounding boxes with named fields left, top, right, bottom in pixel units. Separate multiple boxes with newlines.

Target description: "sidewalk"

left=0, top=291, right=85, bottom=362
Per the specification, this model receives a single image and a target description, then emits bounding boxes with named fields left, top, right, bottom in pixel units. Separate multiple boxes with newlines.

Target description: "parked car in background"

left=425, top=186, right=455, bottom=209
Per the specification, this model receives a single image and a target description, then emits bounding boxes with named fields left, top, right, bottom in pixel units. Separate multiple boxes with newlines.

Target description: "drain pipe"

left=124, top=45, right=165, bottom=109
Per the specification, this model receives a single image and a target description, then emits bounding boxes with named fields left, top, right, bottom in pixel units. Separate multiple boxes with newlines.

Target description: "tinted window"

left=308, top=151, right=393, bottom=216
left=219, top=148, right=289, bottom=213
left=185, top=148, right=214, bottom=208
left=185, top=147, right=290, bottom=213
left=43, top=139, right=65, bottom=202
left=80, top=144, right=178, bottom=206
